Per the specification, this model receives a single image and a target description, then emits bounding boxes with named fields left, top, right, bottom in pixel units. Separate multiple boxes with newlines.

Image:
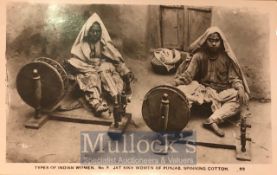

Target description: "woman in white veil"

left=68, top=13, right=133, bottom=118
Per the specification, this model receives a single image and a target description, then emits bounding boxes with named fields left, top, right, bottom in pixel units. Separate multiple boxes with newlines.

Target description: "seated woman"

left=171, top=26, right=250, bottom=137
left=68, top=13, right=133, bottom=118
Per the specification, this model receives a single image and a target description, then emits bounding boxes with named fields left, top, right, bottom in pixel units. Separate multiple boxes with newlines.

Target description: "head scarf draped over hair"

left=182, top=26, right=250, bottom=94
left=70, top=13, right=124, bottom=63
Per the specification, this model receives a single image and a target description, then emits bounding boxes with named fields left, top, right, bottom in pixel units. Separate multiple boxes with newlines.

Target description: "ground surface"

left=6, top=55, right=271, bottom=163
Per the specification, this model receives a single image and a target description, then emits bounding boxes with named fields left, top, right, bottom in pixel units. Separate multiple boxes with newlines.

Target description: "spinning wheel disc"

left=16, top=57, right=68, bottom=112
left=142, top=85, right=190, bottom=132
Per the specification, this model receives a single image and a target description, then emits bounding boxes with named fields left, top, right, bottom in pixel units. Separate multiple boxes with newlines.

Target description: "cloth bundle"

left=151, top=48, right=184, bottom=73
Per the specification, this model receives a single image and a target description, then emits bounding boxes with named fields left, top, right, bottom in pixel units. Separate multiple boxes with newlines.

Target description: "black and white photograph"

left=2, top=0, right=277, bottom=174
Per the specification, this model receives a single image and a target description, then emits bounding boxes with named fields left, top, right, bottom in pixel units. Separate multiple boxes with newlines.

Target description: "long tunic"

left=180, top=50, right=244, bottom=92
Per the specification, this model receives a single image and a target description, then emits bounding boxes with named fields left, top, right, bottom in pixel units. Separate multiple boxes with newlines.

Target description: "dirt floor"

left=6, top=55, right=271, bottom=163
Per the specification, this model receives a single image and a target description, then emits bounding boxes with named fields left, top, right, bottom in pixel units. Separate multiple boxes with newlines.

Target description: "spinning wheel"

left=16, top=57, right=68, bottom=112
left=142, top=85, right=190, bottom=132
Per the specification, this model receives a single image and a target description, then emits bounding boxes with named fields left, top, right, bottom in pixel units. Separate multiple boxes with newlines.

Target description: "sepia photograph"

left=1, top=0, right=277, bottom=174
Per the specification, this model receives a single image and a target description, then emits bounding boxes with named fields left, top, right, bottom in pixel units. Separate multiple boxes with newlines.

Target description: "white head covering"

left=189, top=26, right=237, bottom=62
left=70, top=13, right=123, bottom=63
left=184, top=26, right=250, bottom=94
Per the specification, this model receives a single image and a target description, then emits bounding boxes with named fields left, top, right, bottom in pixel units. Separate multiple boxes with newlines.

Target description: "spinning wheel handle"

left=32, top=69, right=42, bottom=118
left=161, top=93, right=169, bottom=131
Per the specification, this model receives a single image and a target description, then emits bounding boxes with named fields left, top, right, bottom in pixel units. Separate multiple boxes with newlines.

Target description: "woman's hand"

left=124, top=72, right=135, bottom=83
left=238, top=87, right=249, bottom=105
